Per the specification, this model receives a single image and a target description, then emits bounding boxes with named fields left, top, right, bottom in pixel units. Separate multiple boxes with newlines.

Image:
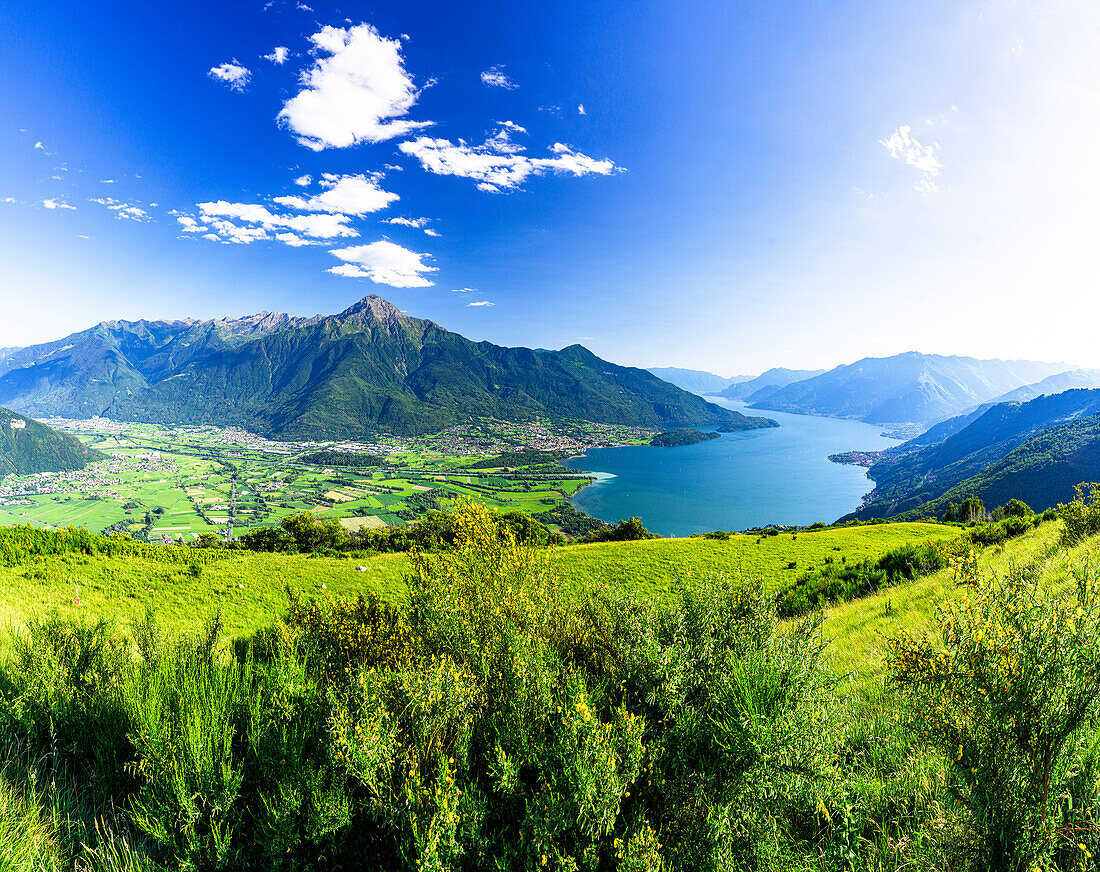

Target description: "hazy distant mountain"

left=712, top=368, right=826, bottom=402
left=0, top=296, right=738, bottom=438
left=844, top=389, right=1100, bottom=520
left=751, top=352, right=1065, bottom=426
left=983, top=369, right=1100, bottom=406
left=646, top=367, right=751, bottom=395
left=0, top=407, right=103, bottom=477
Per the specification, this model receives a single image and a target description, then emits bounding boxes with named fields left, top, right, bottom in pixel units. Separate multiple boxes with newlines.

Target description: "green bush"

left=776, top=539, right=958, bottom=617
left=1059, top=483, right=1100, bottom=544
left=889, top=558, right=1100, bottom=870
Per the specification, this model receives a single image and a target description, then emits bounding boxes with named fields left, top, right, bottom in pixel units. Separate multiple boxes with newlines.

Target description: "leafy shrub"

left=1059, top=482, right=1100, bottom=544
left=776, top=539, right=958, bottom=617
left=889, top=558, right=1100, bottom=870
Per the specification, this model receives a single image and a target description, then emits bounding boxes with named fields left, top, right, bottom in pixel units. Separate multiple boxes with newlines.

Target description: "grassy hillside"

left=0, top=521, right=956, bottom=636
left=822, top=519, right=1083, bottom=687
left=0, top=407, right=103, bottom=477
left=0, top=506, right=1096, bottom=871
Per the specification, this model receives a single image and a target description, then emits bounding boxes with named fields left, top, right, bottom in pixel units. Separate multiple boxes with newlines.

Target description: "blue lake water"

left=562, top=398, right=897, bottom=537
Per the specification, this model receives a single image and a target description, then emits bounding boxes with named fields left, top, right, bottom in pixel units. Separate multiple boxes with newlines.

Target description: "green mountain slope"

left=0, top=407, right=103, bottom=477
left=890, top=415, right=1100, bottom=520
left=752, top=352, right=1065, bottom=426
left=846, top=389, right=1100, bottom=519
left=0, top=296, right=737, bottom=438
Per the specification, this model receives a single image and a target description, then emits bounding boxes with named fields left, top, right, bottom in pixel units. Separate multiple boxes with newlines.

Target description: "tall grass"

left=0, top=497, right=1096, bottom=870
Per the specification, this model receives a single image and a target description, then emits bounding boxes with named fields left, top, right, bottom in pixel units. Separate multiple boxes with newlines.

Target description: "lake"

left=562, top=398, right=897, bottom=536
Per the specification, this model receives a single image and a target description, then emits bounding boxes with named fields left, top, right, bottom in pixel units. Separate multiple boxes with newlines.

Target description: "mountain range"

left=0, top=296, right=748, bottom=439
left=844, top=389, right=1100, bottom=520
left=645, top=367, right=752, bottom=395
left=0, top=407, right=103, bottom=478
left=749, top=352, right=1067, bottom=427
left=711, top=368, right=827, bottom=403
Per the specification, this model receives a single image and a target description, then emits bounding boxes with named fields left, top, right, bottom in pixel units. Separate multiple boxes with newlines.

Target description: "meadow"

left=0, top=500, right=1096, bottom=871
left=0, top=521, right=955, bottom=637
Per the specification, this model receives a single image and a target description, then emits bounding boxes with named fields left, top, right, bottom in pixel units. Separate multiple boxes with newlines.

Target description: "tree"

left=958, top=495, right=985, bottom=524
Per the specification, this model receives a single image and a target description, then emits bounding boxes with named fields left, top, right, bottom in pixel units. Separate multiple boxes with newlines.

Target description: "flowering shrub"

left=889, top=557, right=1100, bottom=870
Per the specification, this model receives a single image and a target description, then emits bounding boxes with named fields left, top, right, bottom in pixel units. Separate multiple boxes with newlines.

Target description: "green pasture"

left=555, top=522, right=962, bottom=597
left=821, top=519, right=1072, bottom=689
left=0, top=521, right=961, bottom=639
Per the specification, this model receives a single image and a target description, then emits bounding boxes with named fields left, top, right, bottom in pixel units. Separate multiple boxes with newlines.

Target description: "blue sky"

left=1, top=0, right=1097, bottom=372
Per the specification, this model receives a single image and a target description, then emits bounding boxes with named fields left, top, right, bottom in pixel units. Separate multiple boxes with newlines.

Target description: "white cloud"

left=90, top=197, right=151, bottom=221
left=208, top=60, right=251, bottom=91
left=328, top=240, right=436, bottom=286
left=294, top=174, right=312, bottom=186
left=2, top=197, right=15, bottom=204
left=264, top=46, right=290, bottom=64
left=275, top=231, right=315, bottom=247
left=467, top=300, right=494, bottom=307
left=496, top=120, right=527, bottom=134
left=278, top=23, right=431, bottom=150
left=176, top=215, right=204, bottom=232
left=273, top=172, right=398, bottom=215
left=399, top=133, right=620, bottom=191
left=384, top=163, right=404, bottom=171
left=480, top=65, right=517, bottom=90
left=34, top=141, right=44, bottom=150
left=100, top=179, right=117, bottom=184
left=384, top=216, right=441, bottom=236
left=42, top=198, right=76, bottom=210
left=578, top=104, right=586, bottom=115
left=195, top=200, right=358, bottom=240
left=880, top=125, right=943, bottom=194
left=451, top=287, right=475, bottom=293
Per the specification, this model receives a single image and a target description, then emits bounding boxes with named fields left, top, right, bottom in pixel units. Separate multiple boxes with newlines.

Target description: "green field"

left=556, top=522, right=961, bottom=597
left=0, top=421, right=601, bottom=542
left=823, top=519, right=1071, bottom=686
left=0, top=521, right=960, bottom=638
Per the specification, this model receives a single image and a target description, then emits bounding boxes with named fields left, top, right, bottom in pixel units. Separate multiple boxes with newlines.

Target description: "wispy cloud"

left=328, top=240, right=437, bottom=286
left=451, top=287, right=475, bottom=293
left=42, top=198, right=76, bottom=210
left=183, top=201, right=359, bottom=244
left=278, top=23, right=431, bottom=150
left=467, top=300, right=494, bottom=307
left=577, top=104, right=586, bottom=115
left=273, top=173, right=398, bottom=215
left=89, top=197, right=151, bottom=221
left=263, top=46, right=290, bottom=64
left=208, top=60, right=251, bottom=91
left=480, top=65, right=517, bottom=90
left=880, top=125, right=943, bottom=194
left=399, top=130, right=621, bottom=192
